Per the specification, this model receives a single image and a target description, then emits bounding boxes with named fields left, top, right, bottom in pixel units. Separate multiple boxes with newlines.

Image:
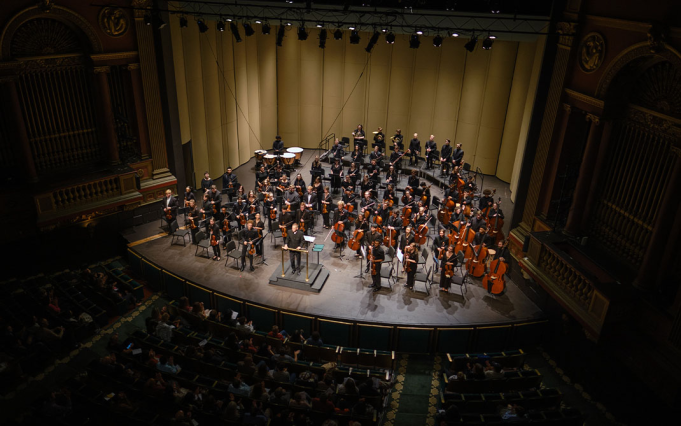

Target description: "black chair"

left=379, top=264, right=395, bottom=290
left=450, top=270, right=468, bottom=297
left=413, top=266, right=432, bottom=295
left=461, top=162, right=472, bottom=179
left=195, top=231, right=211, bottom=258
left=271, top=220, right=284, bottom=246
left=224, top=239, right=241, bottom=269
left=455, top=250, right=466, bottom=276
left=170, top=220, right=190, bottom=246
left=382, top=246, right=395, bottom=265
left=417, top=247, right=429, bottom=272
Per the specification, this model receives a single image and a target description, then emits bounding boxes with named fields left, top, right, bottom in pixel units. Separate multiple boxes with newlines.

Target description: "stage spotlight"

left=490, top=0, right=501, bottom=13
left=350, top=30, right=360, bottom=44
left=348, top=26, right=356, bottom=30
left=334, top=29, right=342, bottom=40
left=276, top=25, right=285, bottom=46
left=464, top=35, right=478, bottom=52
left=216, top=20, right=225, bottom=32
left=385, top=32, right=395, bottom=44
left=365, top=31, right=380, bottom=52
left=433, top=35, right=443, bottom=47
left=482, top=35, right=496, bottom=50
left=197, top=19, right=209, bottom=33
left=409, top=34, right=420, bottom=49
left=230, top=22, right=242, bottom=42
left=416, top=29, right=423, bottom=35
left=319, top=29, right=327, bottom=48
left=316, top=23, right=323, bottom=28
left=450, top=31, right=459, bottom=37
left=226, top=18, right=232, bottom=22
left=298, top=26, right=308, bottom=40
left=179, top=16, right=188, bottom=28
left=255, top=20, right=262, bottom=24
left=155, top=15, right=166, bottom=30
left=262, top=23, right=271, bottom=34
left=243, top=23, right=255, bottom=36
left=144, top=13, right=152, bottom=26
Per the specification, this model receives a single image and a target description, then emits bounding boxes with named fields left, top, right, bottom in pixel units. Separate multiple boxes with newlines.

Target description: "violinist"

left=310, top=155, right=323, bottom=179
left=235, top=185, right=246, bottom=201
left=293, top=174, right=306, bottom=195
left=201, top=171, right=214, bottom=193
left=464, top=175, right=477, bottom=194
left=400, top=225, right=416, bottom=252
left=373, top=126, right=385, bottom=150
left=479, top=189, right=494, bottom=212
left=440, top=245, right=458, bottom=293
left=262, top=179, right=275, bottom=195
left=284, top=186, right=300, bottom=211
left=270, top=163, right=284, bottom=184
left=352, top=124, right=366, bottom=152
left=321, top=187, right=332, bottom=229
left=369, top=239, right=384, bottom=292
left=453, top=143, right=464, bottom=166
left=383, top=183, right=396, bottom=206
left=408, top=169, right=420, bottom=188
left=403, top=242, right=418, bottom=290
left=254, top=213, right=265, bottom=256
left=199, top=192, right=211, bottom=221
left=240, top=220, right=258, bottom=272
left=408, top=133, right=421, bottom=166
left=208, top=217, right=221, bottom=261
left=186, top=199, right=200, bottom=242
left=367, top=159, right=381, bottom=185
left=331, top=159, right=343, bottom=193
left=385, top=165, right=398, bottom=186
left=296, top=203, right=312, bottom=235
left=461, top=191, right=474, bottom=218
left=392, top=128, right=404, bottom=150
left=256, top=165, right=269, bottom=184
left=401, top=188, right=414, bottom=207
left=347, top=162, right=360, bottom=185
left=425, top=135, right=437, bottom=170
left=342, top=177, right=355, bottom=199
left=433, top=229, right=448, bottom=267
left=235, top=197, right=249, bottom=231
left=162, top=189, right=178, bottom=228
left=273, top=135, right=285, bottom=157
left=470, top=212, right=487, bottom=236
left=390, top=144, right=404, bottom=172
left=303, top=186, right=316, bottom=211
left=281, top=204, right=294, bottom=231
left=440, top=139, right=453, bottom=176
left=247, top=194, right=259, bottom=220
left=331, top=138, right=344, bottom=162
left=264, top=192, right=277, bottom=231
left=369, top=145, right=383, bottom=166
left=350, top=145, right=363, bottom=165
left=184, top=186, right=196, bottom=207
left=222, top=167, right=239, bottom=201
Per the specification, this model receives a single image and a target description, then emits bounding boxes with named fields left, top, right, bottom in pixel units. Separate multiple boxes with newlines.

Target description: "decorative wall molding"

left=93, top=65, right=110, bottom=74
left=579, top=32, right=606, bottom=73
left=627, top=105, right=681, bottom=138
left=98, top=6, right=129, bottom=38
left=585, top=113, right=601, bottom=125
left=564, top=89, right=605, bottom=110
left=90, top=51, right=139, bottom=63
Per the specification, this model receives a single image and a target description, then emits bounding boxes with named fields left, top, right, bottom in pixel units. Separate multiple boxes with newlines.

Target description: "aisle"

left=387, top=354, right=438, bottom=426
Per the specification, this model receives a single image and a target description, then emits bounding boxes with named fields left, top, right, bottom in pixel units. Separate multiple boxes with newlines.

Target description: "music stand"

left=256, top=232, right=269, bottom=266
left=354, top=246, right=366, bottom=279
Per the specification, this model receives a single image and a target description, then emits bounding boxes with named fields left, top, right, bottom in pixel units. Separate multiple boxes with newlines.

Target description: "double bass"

left=482, top=242, right=509, bottom=295
left=468, top=243, right=489, bottom=278
left=487, top=199, right=505, bottom=244
left=454, top=223, right=474, bottom=254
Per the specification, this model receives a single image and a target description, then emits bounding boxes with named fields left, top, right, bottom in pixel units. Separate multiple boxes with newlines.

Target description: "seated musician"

left=240, top=220, right=259, bottom=272
left=461, top=191, right=474, bottom=217
left=387, top=209, right=403, bottom=240
left=367, top=159, right=381, bottom=185
left=464, top=176, right=477, bottom=194
left=488, top=202, right=504, bottom=220
left=369, top=145, right=383, bottom=165
left=473, top=226, right=488, bottom=247
left=383, top=183, right=396, bottom=206
left=360, top=191, right=374, bottom=214
left=493, top=240, right=511, bottom=273
left=184, top=186, right=195, bottom=207
left=448, top=207, right=465, bottom=231
left=247, top=194, right=259, bottom=220
left=470, top=211, right=487, bottom=235
left=310, top=155, right=323, bottom=178
left=360, top=174, right=375, bottom=195
left=351, top=145, right=364, bottom=165
left=373, top=127, right=385, bottom=150
left=385, top=166, right=398, bottom=186
left=270, top=163, right=283, bottom=183
left=375, top=200, right=390, bottom=225
left=443, top=183, right=459, bottom=204
left=479, top=189, right=494, bottom=212
left=408, top=170, right=420, bottom=188
left=414, top=206, right=429, bottom=227
left=256, top=166, right=269, bottom=184
left=329, top=138, right=344, bottom=163
left=273, top=135, right=285, bottom=156
left=342, top=184, right=357, bottom=208
left=347, top=162, right=360, bottom=185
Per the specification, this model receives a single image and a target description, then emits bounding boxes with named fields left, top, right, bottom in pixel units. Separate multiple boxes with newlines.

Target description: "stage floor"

left=125, top=150, right=542, bottom=326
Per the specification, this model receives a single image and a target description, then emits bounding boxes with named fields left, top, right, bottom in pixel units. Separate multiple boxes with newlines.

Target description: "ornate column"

left=126, top=63, right=151, bottom=159
left=538, top=103, right=573, bottom=216
left=634, top=146, right=681, bottom=291
left=94, top=66, right=120, bottom=165
left=133, top=0, right=170, bottom=178
left=1, top=75, right=38, bottom=182
left=563, top=113, right=603, bottom=235
left=511, top=22, right=577, bottom=247
left=580, top=119, right=613, bottom=232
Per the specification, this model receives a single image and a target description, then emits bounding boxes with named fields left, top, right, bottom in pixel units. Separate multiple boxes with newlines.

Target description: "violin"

left=166, top=208, right=173, bottom=221
left=279, top=221, right=293, bottom=238
left=322, top=201, right=328, bottom=215
left=248, top=241, right=256, bottom=256
left=210, top=234, right=218, bottom=246
left=403, top=251, right=414, bottom=273
left=222, top=219, right=229, bottom=233
left=269, top=207, right=277, bottom=220
left=444, top=258, right=455, bottom=278
left=348, top=228, right=364, bottom=251
left=299, top=220, right=306, bottom=232
left=249, top=202, right=257, bottom=215
left=188, top=217, right=197, bottom=229
left=212, top=203, right=218, bottom=215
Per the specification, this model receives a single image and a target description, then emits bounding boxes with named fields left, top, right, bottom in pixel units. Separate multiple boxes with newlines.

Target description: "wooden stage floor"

left=126, top=149, right=543, bottom=326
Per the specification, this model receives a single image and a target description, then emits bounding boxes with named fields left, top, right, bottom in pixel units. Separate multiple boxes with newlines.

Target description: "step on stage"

left=269, top=261, right=329, bottom=293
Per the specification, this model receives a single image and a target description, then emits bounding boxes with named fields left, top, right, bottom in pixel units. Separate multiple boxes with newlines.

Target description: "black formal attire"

left=432, top=235, right=448, bottom=265
left=247, top=200, right=260, bottom=220
left=373, top=131, right=385, bottom=149
left=453, top=148, right=464, bottom=166
left=367, top=164, right=381, bottom=185
left=404, top=250, right=417, bottom=289
left=201, top=178, right=214, bottom=193
left=385, top=171, right=398, bottom=186
left=440, top=253, right=458, bottom=291
left=392, top=134, right=404, bottom=150
left=293, top=179, right=307, bottom=195
left=347, top=166, right=360, bottom=185
left=369, top=150, right=384, bottom=166
left=209, top=223, right=221, bottom=258
left=295, top=209, right=312, bottom=235
left=240, top=228, right=258, bottom=270
left=302, top=192, right=317, bottom=211
left=369, top=245, right=384, bottom=289
left=310, top=161, right=323, bottom=180
left=256, top=170, right=269, bottom=183
left=350, top=149, right=364, bottom=165
left=281, top=211, right=294, bottom=230
left=383, top=188, right=396, bottom=206
left=222, top=173, right=239, bottom=201
left=264, top=199, right=276, bottom=231
left=375, top=206, right=390, bottom=225
left=331, top=163, right=343, bottom=192
left=360, top=180, right=375, bottom=196
left=273, top=139, right=285, bottom=156
left=408, top=138, right=421, bottom=166
left=184, top=191, right=196, bottom=207
left=353, top=129, right=366, bottom=151
left=389, top=150, right=403, bottom=171
left=186, top=206, right=201, bottom=242
left=321, top=194, right=333, bottom=227
left=493, top=246, right=511, bottom=263
left=425, top=140, right=437, bottom=169
left=354, top=219, right=370, bottom=257
left=473, top=231, right=487, bottom=247
left=236, top=201, right=249, bottom=231
left=331, top=144, right=344, bottom=161
left=334, top=209, right=350, bottom=247
left=254, top=220, right=265, bottom=255
left=399, top=232, right=415, bottom=252
left=479, top=196, right=494, bottom=212
left=440, top=144, right=453, bottom=175
left=284, top=191, right=300, bottom=210
left=285, top=230, right=305, bottom=272
left=207, top=190, right=222, bottom=215
left=408, top=175, right=420, bottom=189
left=162, top=195, right=178, bottom=225
left=471, top=216, right=487, bottom=234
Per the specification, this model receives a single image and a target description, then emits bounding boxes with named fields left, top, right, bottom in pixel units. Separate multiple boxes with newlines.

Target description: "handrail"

left=318, top=133, right=335, bottom=151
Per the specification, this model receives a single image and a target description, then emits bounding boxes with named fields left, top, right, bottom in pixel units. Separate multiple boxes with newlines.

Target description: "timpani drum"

left=255, top=150, right=267, bottom=162
left=264, top=154, right=276, bottom=165
left=281, top=153, right=295, bottom=166
left=287, top=147, right=304, bottom=162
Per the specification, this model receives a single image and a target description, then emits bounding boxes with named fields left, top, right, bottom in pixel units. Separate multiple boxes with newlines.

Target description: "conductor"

left=283, top=223, right=305, bottom=275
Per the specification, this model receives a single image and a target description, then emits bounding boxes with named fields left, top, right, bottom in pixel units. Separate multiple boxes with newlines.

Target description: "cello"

left=383, top=227, right=397, bottom=248
left=414, top=213, right=431, bottom=245
left=454, top=223, right=474, bottom=254
left=348, top=227, right=364, bottom=251
left=331, top=212, right=346, bottom=245
left=401, top=203, right=414, bottom=227
left=482, top=242, right=508, bottom=295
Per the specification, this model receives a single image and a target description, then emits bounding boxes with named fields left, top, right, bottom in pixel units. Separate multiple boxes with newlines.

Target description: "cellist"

left=487, top=202, right=505, bottom=243
left=479, top=189, right=495, bottom=213
left=440, top=245, right=458, bottom=293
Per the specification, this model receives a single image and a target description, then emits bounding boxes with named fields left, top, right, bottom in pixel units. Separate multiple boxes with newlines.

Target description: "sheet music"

left=304, top=235, right=316, bottom=243
left=396, top=248, right=404, bottom=263
left=361, top=246, right=367, bottom=258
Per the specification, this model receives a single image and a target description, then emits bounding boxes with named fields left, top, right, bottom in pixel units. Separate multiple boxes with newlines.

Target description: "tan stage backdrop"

left=169, top=19, right=545, bottom=188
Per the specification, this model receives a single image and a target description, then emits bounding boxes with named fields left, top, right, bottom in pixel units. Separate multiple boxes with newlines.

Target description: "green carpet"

left=392, top=355, right=437, bottom=426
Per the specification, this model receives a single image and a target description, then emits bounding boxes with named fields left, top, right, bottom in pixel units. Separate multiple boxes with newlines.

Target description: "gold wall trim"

left=91, top=51, right=139, bottom=62
left=564, top=88, right=604, bottom=110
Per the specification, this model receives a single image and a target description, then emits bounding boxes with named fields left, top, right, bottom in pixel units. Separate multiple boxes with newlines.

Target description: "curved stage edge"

left=126, top=245, right=547, bottom=354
